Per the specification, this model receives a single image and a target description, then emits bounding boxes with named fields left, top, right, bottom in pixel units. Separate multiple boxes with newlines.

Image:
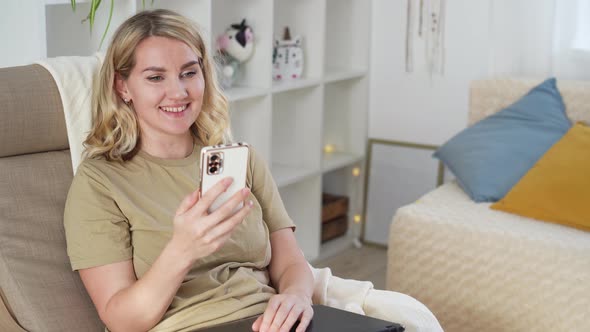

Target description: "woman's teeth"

left=160, top=104, right=188, bottom=113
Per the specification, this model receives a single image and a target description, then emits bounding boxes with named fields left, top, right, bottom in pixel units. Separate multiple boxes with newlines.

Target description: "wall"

left=368, top=0, right=586, bottom=144
left=369, top=0, right=493, bottom=145
left=1, top=1, right=46, bottom=67
left=0, top=1, right=139, bottom=68
left=489, top=0, right=555, bottom=77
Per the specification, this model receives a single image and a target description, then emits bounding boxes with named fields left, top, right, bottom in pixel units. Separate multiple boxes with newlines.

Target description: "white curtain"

left=552, top=0, right=590, bottom=79
left=490, top=0, right=590, bottom=80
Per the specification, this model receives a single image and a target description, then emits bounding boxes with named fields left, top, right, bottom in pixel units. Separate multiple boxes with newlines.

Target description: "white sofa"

left=386, top=79, right=590, bottom=332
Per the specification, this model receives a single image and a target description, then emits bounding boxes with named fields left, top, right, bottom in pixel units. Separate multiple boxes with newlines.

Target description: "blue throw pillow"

left=433, top=78, right=571, bottom=202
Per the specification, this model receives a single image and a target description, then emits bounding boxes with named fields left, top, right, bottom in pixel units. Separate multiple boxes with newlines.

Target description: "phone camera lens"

left=210, top=154, right=219, bottom=161
left=209, top=166, right=218, bottom=173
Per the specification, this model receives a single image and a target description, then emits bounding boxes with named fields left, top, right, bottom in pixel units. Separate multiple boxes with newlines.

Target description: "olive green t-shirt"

left=64, top=144, right=295, bottom=332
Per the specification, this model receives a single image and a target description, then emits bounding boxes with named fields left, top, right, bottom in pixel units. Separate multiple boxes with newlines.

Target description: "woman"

left=64, top=9, right=314, bottom=332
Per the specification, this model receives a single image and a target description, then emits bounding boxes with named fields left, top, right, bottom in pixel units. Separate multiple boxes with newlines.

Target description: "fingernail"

left=223, top=177, right=233, bottom=185
left=248, top=200, right=254, bottom=207
left=241, top=188, right=250, bottom=196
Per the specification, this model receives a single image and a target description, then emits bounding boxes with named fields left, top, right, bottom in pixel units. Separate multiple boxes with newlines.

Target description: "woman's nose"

left=167, top=78, right=189, bottom=99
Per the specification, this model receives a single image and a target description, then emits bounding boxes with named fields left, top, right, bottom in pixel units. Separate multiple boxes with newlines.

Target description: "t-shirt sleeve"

left=63, top=161, right=132, bottom=271
left=248, top=146, right=296, bottom=233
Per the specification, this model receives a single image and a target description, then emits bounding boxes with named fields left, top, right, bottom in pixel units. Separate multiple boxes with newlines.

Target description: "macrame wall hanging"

left=405, top=0, right=446, bottom=77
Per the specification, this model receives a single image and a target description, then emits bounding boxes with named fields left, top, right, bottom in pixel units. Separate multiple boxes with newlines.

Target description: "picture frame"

left=361, top=139, right=446, bottom=246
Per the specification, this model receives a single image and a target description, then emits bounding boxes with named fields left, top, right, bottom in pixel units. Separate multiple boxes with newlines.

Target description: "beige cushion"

left=0, top=150, right=102, bottom=331
left=0, top=64, right=68, bottom=158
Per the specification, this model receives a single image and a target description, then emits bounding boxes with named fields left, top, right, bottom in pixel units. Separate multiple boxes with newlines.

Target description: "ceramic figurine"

left=273, top=27, right=303, bottom=81
left=215, top=19, right=255, bottom=89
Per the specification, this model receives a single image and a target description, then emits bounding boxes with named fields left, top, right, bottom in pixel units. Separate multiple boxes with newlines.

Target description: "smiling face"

left=116, top=36, right=205, bottom=144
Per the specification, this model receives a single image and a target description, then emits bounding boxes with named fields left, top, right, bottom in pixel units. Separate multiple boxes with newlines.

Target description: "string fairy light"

left=351, top=164, right=363, bottom=248
left=323, top=144, right=335, bottom=154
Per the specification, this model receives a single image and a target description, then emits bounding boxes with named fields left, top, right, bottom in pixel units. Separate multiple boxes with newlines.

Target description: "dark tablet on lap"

left=195, top=304, right=404, bottom=332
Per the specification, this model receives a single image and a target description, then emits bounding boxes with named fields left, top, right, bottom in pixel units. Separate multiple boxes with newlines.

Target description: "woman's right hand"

left=170, top=177, right=253, bottom=264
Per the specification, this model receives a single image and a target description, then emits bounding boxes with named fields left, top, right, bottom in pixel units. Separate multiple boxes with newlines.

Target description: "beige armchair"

left=0, top=64, right=103, bottom=331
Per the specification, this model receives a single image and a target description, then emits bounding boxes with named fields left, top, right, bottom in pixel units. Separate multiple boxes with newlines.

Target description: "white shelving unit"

left=6, top=0, right=372, bottom=262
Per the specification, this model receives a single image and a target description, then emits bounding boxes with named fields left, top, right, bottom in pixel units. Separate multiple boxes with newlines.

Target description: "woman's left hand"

left=251, top=292, right=313, bottom=332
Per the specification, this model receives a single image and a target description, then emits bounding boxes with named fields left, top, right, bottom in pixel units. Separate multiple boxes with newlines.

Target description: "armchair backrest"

left=0, top=64, right=102, bottom=331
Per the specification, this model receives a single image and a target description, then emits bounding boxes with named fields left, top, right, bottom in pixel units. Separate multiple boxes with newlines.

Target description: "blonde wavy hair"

left=85, top=9, right=230, bottom=161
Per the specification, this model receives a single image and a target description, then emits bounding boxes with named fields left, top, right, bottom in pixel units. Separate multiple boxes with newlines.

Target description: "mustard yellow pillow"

left=491, top=122, right=590, bottom=231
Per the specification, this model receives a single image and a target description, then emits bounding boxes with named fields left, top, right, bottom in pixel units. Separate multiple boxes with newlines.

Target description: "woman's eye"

left=147, top=75, right=163, bottom=82
left=182, top=71, right=197, bottom=78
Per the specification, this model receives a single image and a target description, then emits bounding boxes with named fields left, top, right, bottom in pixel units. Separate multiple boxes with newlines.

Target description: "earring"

left=123, top=98, right=130, bottom=105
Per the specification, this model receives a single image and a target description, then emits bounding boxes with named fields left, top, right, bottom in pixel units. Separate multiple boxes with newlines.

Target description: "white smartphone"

left=199, top=142, right=250, bottom=214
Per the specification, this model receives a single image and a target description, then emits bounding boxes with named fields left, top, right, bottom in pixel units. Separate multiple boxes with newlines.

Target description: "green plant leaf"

left=98, top=0, right=114, bottom=50
left=89, top=0, right=102, bottom=33
left=71, top=0, right=76, bottom=11
left=142, top=0, right=155, bottom=10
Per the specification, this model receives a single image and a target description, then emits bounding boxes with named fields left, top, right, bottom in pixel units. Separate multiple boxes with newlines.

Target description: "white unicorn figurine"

left=273, top=27, right=304, bottom=81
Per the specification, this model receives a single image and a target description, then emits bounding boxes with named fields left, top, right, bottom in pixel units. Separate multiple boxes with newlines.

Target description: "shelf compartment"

left=229, top=96, right=272, bottom=160
left=322, top=151, right=364, bottom=173
left=274, top=0, right=326, bottom=80
left=322, top=165, right=365, bottom=210
left=324, top=66, right=367, bottom=84
left=320, top=164, right=366, bottom=255
left=323, top=78, right=368, bottom=156
left=212, top=0, right=273, bottom=89
left=271, top=86, right=323, bottom=173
